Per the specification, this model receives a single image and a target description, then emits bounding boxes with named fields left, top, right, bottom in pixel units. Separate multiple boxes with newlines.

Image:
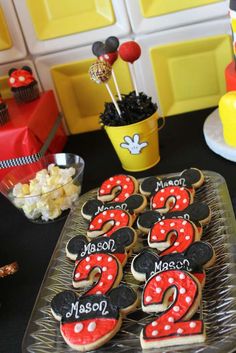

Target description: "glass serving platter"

left=22, top=171, right=236, bottom=353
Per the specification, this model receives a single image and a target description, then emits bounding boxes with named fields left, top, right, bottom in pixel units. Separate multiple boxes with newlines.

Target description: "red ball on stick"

left=118, top=41, right=141, bottom=64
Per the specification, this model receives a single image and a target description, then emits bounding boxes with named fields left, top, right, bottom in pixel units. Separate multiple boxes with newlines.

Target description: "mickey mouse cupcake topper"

left=8, top=66, right=39, bottom=104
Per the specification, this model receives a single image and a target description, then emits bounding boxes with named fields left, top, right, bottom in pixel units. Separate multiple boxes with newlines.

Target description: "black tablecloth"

left=0, top=107, right=236, bottom=353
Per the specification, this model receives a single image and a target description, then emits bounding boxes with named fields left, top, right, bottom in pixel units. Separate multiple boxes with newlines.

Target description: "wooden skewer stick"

left=129, top=63, right=139, bottom=96
left=112, top=69, right=122, bottom=101
left=105, top=82, right=121, bottom=116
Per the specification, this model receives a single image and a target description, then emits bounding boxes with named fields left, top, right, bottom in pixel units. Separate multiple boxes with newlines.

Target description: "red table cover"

left=0, top=90, right=67, bottom=180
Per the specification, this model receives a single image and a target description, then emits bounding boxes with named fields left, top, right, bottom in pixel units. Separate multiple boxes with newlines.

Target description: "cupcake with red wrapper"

left=8, top=66, right=39, bottom=103
left=0, top=94, right=9, bottom=125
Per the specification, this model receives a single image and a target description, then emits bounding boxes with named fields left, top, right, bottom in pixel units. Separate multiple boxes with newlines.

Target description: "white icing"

left=177, top=328, right=183, bottom=334
left=168, top=278, right=174, bottom=284
left=156, top=287, right=162, bottom=293
left=156, top=276, right=161, bottom=282
left=164, top=325, right=171, bottom=330
left=146, top=296, right=152, bottom=303
left=186, top=296, right=191, bottom=303
left=173, top=306, right=180, bottom=312
left=180, top=288, right=186, bottom=294
left=152, top=330, right=158, bottom=336
left=74, top=323, right=83, bottom=333
left=190, top=322, right=196, bottom=328
left=107, top=275, right=113, bottom=280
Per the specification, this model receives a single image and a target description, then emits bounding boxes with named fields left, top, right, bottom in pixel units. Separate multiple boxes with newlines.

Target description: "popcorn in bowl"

left=12, top=164, right=81, bottom=221
left=0, top=153, right=85, bottom=223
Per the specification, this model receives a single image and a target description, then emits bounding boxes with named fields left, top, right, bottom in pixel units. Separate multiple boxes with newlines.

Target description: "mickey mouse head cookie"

left=140, top=168, right=204, bottom=197
left=51, top=286, right=138, bottom=351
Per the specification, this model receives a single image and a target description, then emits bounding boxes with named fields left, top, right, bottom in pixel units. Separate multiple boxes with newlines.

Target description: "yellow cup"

left=104, top=112, right=160, bottom=172
left=219, top=91, right=236, bottom=147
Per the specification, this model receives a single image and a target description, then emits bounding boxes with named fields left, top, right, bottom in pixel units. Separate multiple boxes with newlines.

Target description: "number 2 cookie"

left=141, top=269, right=206, bottom=349
left=97, top=174, right=138, bottom=202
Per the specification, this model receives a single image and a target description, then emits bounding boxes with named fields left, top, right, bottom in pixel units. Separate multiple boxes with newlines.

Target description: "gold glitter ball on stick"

left=89, top=61, right=112, bottom=84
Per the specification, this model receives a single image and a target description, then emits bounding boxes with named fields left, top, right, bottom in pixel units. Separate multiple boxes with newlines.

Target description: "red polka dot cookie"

left=87, top=209, right=134, bottom=238
left=148, top=218, right=200, bottom=255
left=73, top=253, right=122, bottom=296
left=150, top=185, right=193, bottom=213
left=141, top=269, right=205, bottom=349
left=97, top=174, right=138, bottom=202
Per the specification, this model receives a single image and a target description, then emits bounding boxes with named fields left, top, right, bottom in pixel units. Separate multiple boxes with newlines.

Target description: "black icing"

left=181, top=168, right=203, bottom=186
left=51, top=290, right=77, bottom=319
left=137, top=211, right=162, bottom=230
left=140, top=168, right=203, bottom=195
left=132, top=241, right=214, bottom=280
left=52, top=291, right=119, bottom=323
left=109, top=285, right=137, bottom=309
left=67, top=229, right=136, bottom=260
left=82, top=194, right=146, bottom=219
left=51, top=286, right=136, bottom=324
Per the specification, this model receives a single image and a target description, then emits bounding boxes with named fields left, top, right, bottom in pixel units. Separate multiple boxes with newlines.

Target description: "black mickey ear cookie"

left=184, top=202, right=211, bottom=225
left=137, top=210, right=162, bottom=233
left=111, top=227, right=136, bottom=250
left=66, top=235, right=88, bottom=261
left=81, top=199, right=104, bottom=220
left=131, top=250, right=160, bottom=281
left=140, top=176, right=160, bottom=196
left=181, top=168, right=204, bottom=188
left=109, top=285, right=138, bottom=314
left=51, top=290, right=77, bottom=321
left=125, top=194, right=147, bottom=214
left=185, top=241, right=215, bottom=269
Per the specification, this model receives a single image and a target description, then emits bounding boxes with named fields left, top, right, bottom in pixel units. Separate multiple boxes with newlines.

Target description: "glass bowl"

left=0, top=153, right=85, bottom=223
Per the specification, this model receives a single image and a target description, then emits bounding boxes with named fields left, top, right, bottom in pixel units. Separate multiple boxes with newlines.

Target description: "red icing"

left=99, top=52, right=118, bottom=66
left=149, top=218, right=197, bottom=255
left=118, top=41, right=141, bottom=64
left=8, top=69, right=35, bottom=88
left=98, top=175, right=136, bottom=202
left=61, top=317, right=118, bottom=347
left=88, top=209, right=131, bottom=237
left=151, top=186, right=192, bottom=212
left=73, top=253, right=121, bottom=295
left=143, top=270, right=203, bottom=342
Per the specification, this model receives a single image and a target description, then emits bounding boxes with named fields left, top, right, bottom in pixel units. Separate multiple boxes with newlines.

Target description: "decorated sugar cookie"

left=148, top=218, right=200, bottom=255
left=140, top=168, right=204, bottom=197
left=51, top=286, right=138, bottom=352
left=131, top=241, right=215, bottom=283
left=81, top=194, right=147, bottom=221
left=87, top=208, right=134, bottom=239
left=150, top=185, right=193, bottom=213
left=141, top=269, right=206, bottom=349
left=137, top=202, right=211, bottom=234
left=72, top=252, right=123, bottom=296
left=66, top=228, right=137, bottom=266
left=97, top=174, right=138, bottom=202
